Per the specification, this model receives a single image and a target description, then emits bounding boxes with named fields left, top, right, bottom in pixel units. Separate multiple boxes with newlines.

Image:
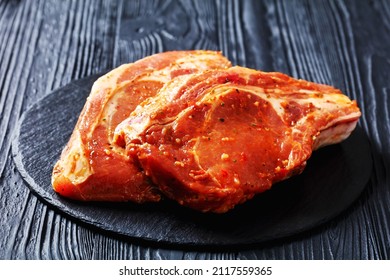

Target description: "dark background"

left=0, top=0, right=389, bottom=259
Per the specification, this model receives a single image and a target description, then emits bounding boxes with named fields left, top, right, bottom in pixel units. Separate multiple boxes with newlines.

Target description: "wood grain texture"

left=0, top=0, right=389, bottom=259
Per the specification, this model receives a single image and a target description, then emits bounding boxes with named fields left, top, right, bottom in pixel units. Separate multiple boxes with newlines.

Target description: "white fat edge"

left=90, top=62, right=177, bottom=149
left=119, top=52, right=230, bottom=135
left=174, top=53, right=231, bottom=69
left=61, top=131, right=93, bottom=184
left=62, top=64, right=136, bottom=170
left=314, top=121, right=358, bottom=150
left=194, top=83, right=357, bottom=128
left=78, top=63, right=135, bottom=143
left=197, top=84, right=286, bottom=116
left=316, top=111, right=361, bottom=131
left=297, top=92, right=355, bottom=110
left=57, top=68, right=130, bottom=182
left=290, top=90, right=361, bottom=133
left=110, top=53, right=229, bottom=151
left=137, top=53, right=229, bottom=84
left=114, top=74, right=195, bottom=144
left=100, top=82, right=130, bottom=141
left=253, top=88, right=359, bottom=128
left=90, top=63, right=133, bottom=98
left=284, top=91, right=360, bottom=168
left=137, top=65, right=176, bottom=84
left=100, top=78, right=155, bottom=147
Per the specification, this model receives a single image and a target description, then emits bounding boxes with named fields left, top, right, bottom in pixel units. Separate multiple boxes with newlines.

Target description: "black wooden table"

left=1, top=0, right=389, bottom=260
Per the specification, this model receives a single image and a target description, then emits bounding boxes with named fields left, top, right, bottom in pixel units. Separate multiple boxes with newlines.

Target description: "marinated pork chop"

left=52, top=51, right=231, bottom=202
left=115, top=66, right=361, bottom=212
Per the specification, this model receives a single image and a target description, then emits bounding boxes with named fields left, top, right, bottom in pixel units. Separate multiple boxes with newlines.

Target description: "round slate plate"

left=12, top=74, right=372, bottom=248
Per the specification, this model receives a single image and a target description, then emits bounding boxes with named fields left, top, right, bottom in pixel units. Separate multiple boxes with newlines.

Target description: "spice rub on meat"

left=114, top=66, right=361, bottom=213
left=51, top=51, right=231, bottom=202
left=52, top=51, right=360, bottom=213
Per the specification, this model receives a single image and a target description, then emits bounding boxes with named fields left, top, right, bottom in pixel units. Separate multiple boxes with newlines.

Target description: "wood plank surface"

left=0, top=0, right=389, bottom=259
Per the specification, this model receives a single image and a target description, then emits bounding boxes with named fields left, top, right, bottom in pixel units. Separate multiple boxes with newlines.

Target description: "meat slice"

left=51, top=51, right=231, bottom=202
left=115, top=66, right=361, bottom=212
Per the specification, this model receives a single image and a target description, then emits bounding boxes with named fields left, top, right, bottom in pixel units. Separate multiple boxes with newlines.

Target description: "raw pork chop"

left=52, top=51, right=231, bottom=202
left=115, top=66, right=361, bottom=212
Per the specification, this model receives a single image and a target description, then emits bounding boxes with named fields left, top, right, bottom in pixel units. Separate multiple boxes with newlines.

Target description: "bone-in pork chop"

left=51, top=51, right=231, bottom=202
left=115, top=66, right=361, bottom=212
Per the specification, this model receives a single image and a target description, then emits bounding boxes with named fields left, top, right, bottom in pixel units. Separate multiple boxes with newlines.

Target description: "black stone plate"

left=12, top=74, right=373, bottom=248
